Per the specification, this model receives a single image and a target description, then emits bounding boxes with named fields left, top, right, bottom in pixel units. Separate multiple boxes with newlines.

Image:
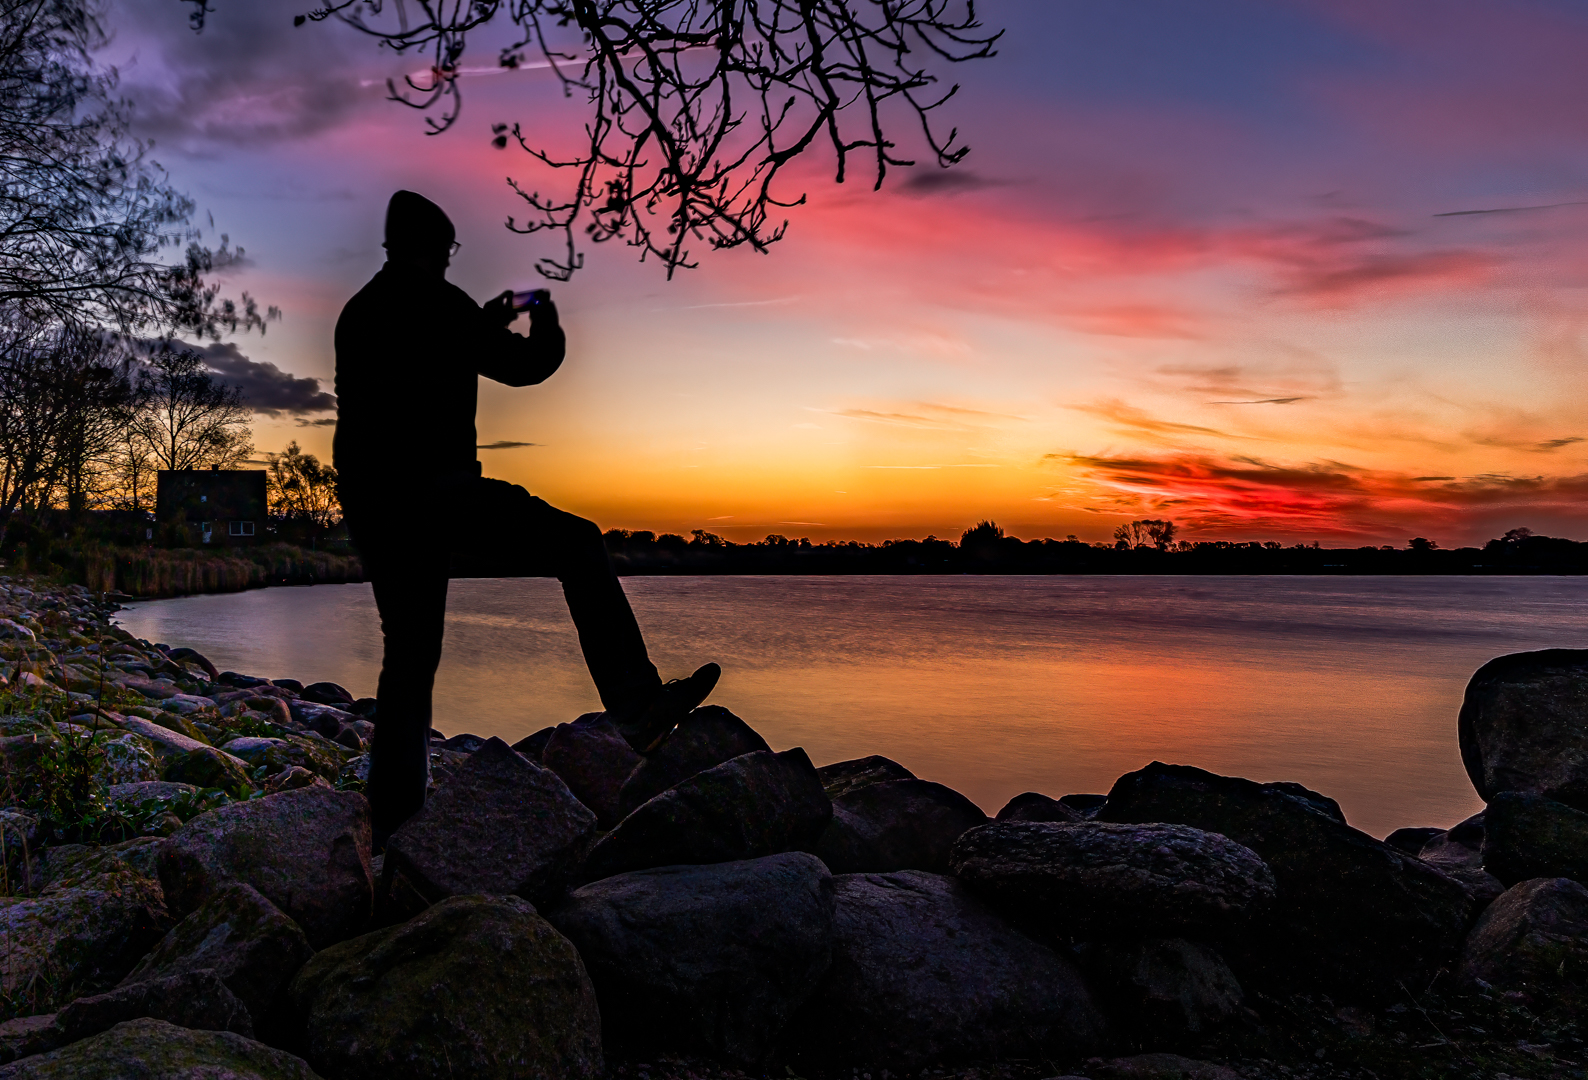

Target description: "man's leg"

left=364, top=564, right=449, bottom=843
left=473, top=479, right=661, bottom=715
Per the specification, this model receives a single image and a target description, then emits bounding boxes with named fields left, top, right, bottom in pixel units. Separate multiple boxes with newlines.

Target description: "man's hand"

left=484, top=290, right=517, bottom=328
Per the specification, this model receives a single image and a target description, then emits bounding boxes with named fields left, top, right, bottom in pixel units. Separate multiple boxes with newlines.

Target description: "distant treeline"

left=600, top=524, right=1588, bottom=575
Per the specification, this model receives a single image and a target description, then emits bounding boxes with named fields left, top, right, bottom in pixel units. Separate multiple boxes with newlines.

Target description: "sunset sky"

left=105, top=0, right=1588, bottom=546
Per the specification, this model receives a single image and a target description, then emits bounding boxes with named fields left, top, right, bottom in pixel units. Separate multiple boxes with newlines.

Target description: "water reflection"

left=115, top=575, right=1588, bottom=837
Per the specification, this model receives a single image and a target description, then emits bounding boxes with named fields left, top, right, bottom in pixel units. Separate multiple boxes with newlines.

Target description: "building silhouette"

left=155, top=467, right=266, bottom=546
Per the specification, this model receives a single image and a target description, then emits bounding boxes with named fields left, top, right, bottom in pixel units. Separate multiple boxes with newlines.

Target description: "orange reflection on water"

left=118, top=575, right=1588, bottom=837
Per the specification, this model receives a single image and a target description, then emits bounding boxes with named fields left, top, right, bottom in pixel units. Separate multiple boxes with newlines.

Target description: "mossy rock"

left=0, top=1017, right=319, bottom=1078
left=217, top=737, right=344, bottom=782
left=92, top=732, right=160, bottom=787
left=288, top=894, right=601, bottom=1080
left=1, top=842, right=170, bottom=1016
left=162, top=747, right=253, bottom=798
left=151, top=712, right=209, bottom=745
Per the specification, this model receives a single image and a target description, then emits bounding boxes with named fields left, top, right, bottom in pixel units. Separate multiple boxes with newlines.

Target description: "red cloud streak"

left=1056, top=451, right=1588, bottom=543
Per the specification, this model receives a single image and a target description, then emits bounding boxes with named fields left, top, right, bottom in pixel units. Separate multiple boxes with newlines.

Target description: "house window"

left=229, top=521, right=255, bottom=537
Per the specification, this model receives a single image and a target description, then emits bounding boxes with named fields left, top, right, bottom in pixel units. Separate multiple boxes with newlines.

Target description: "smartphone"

left=511, top=288, right=551, bottom=312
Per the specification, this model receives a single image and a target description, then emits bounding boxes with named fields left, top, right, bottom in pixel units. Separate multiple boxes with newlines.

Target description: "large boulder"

left=996, top=792, right=1082, bottom=823
left=1483, top=791, right=1588, bottom=885
left=38, top=837, right=163, bottom=892
left=582, top=748, right=830, bottom=880
left=547, top=852, right=833, bottom=1063
left=161, top=746, right=253, bottom=796
left=382, top=737, right=596, bottom=912
left=158, top=786, right=373, bottom=949
left=218, top=736, right=343, bottom=782
left=110, top=716, right=215, bottom=764
left=617, top=706, right=770, bottom=819
left=161, top=746, right=252, bottom=797
left=288, top=894, right=601, bottom=1080
left=0, top=850, right=170, bottom=1013
left=54, top=970, right=254, bottom=1046
left=542, top=714, right=640, bottom=829
left=1385, top=827, right=1446, bottom=855
left=815, top=755, right=915, bottom=800
left=950, top=820, right=1275, bottom=938
left=121, top=882, right=314, bottom=1030
left=1459, top=649, right=1588, bottom=809
left=789, top=870, right=1105, bottom=1068
left=512, top=726, right=556, bottom=761
left=0, top=1018, right=319, bottom=1080
left=1075, top=938, right=1245, bottom=1041
left=1459, top=877, right=1588, bottom=989
left=1418, top=818, right=1505, bottom=906
left=816, top=779, right=988, bottom=874
left=1092, top=1054, right=1242, bottom=1080
left=1099, top=762, right=1472, bottom=995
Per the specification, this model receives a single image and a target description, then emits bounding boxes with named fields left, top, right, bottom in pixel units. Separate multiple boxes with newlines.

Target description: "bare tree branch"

left=1, top=0, right=279, bottom=333
left=191, top=0, right=999, bottom=279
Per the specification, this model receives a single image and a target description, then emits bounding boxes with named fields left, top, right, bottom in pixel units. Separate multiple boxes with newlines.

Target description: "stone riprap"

left=816, top=777, right=989, bottom=874
left=547, top=852, right=834, bottom=1063
left=382, top=736, right=596, bottom=910
left=4, top=581, right=1588, bottom=1079
left=287, top=894, right=601, bottom=1080
left=950, top=819, right=1276, bottom=938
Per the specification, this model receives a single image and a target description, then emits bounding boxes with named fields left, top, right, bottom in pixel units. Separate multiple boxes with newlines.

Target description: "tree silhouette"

left=0, top=316, right=135, bottom=543
left=1113, top=518, right=1177, bottom=551
left=266, top=439, right=341, bottom=530
left=0, top=0, right=275, bottom=333
left=128, top=344, right=253, bottom=472
left=214, top=0, right=1001, bottom=279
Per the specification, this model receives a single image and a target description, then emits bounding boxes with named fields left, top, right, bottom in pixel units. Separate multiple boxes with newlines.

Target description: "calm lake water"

left=113, top=575, right=1588, bottom=838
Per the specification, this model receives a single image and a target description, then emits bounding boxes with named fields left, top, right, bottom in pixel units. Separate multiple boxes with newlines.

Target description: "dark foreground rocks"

left=121, top=882, right=313, bottom=1031
left=816, top=778, right=988, bottom=874
left=53, top=970, right=254, bottom=1046
left=789, top=869, right=1105, bottom=1068
left=288, top=894, right=601, bottom=1080
left=1076, top=938, right=1246, bottom=1042
left=0, top=1018, right=319, bottom=1080
left=996, top=791, right=1083, bottom=823
left=1100, top=762, right=1472, bottom=995
left=815, top=754, right=916, bottom=800
left=22, top=592, right=1588, bottom=1080
left=548, top=852, right=833, bottom=1063
left=582, top=748, right=830, bottom=878
left=542, top=713, right=641, bottom=829
left=157, top=786, right=373, bottom=950
left=1460, top=876, right=1588, bottom=989
left=1482, top=790, right=1588, bottom=885
left=0, top=842, right=171, bottom=1013
left=1459, top=648, right=1588, bottom=808
left=950, top=820, right=1275, bottom=938
left=618, top=706, right=771, bottom=818
left=383, top=736, right=596, bottom=911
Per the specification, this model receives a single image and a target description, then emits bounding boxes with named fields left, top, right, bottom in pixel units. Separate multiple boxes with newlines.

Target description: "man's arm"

left=474, top=290, right=566, bottom=387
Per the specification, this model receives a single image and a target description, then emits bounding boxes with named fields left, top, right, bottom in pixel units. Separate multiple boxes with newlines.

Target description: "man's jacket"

left=333, top=262, right=565, bottom=495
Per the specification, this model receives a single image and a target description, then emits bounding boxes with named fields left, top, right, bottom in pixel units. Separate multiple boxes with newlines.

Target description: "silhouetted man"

left=335, top=190, right=719, bottom=841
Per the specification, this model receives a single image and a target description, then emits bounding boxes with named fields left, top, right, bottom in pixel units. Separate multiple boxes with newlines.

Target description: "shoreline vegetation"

left=602, top=522, right=1588, bottom=577
left=8, top=519, right=1586, bottom=603
left=1, top=574, right=1588, bottom=1079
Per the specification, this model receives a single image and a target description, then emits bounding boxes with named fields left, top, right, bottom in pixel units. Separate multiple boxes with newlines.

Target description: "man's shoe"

left=617, top=663, right=721, bottom=753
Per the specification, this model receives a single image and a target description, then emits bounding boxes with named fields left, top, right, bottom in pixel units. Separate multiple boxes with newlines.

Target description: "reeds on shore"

left=68, top=543, right=362, bottom=598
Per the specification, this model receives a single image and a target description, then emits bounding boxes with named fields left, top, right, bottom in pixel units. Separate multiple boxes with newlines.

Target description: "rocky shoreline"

left=0, top=576, right=1586, bottom=1079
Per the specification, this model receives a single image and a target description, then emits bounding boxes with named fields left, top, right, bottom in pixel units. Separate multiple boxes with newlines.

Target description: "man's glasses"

left=448, top=240, right=462, bottom=256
